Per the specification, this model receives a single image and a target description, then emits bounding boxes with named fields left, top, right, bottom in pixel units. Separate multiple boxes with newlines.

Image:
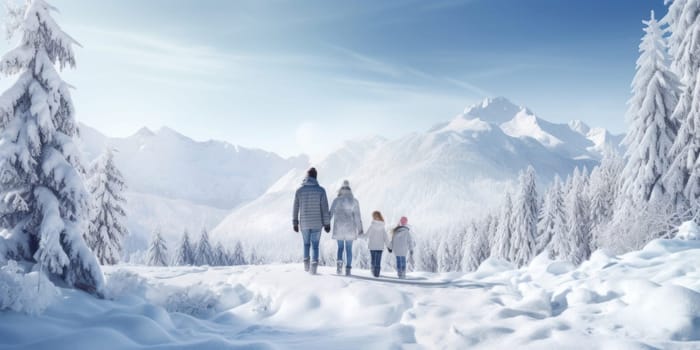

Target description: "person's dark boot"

left=373, top=267, right=380, bottom=278
left=345, top=267, right=351, bottom=276
left=310, top=261, right=318, bottom=275
left=336, top=261, right=343, bottom=275
left=303, top=258, right=310, bottom=272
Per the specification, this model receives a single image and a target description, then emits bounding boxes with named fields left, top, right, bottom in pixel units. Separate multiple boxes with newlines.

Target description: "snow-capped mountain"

left=212, top=97, right=621, bottom=261
left=439, top=97, right=623, bottom=159
left=78, top=124, right=307, bottom=253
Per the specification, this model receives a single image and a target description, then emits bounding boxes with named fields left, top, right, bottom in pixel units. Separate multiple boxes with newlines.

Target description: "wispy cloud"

left=329, top=45, right=490, bottom=99
left=327, top=45, right=407, bottom=78
left=443, top=77, right=492, bottom=97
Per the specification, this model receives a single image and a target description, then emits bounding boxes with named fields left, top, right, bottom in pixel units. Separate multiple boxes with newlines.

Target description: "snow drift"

left=1, top=237, right=698, bottom=349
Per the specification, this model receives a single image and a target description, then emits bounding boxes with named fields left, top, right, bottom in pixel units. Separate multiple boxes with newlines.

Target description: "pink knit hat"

left=399, top=216, right=408, bottom=226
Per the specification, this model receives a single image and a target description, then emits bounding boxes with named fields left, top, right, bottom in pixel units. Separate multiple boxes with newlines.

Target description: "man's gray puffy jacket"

left=293, top=177, right=331, bottom=231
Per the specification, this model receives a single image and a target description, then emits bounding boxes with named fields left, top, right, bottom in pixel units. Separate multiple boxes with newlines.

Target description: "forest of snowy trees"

left=145, top=227, right=253, bottom=267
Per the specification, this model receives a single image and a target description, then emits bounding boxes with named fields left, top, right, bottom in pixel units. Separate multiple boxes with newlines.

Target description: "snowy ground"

left=1, top=239, right=700, bottom=350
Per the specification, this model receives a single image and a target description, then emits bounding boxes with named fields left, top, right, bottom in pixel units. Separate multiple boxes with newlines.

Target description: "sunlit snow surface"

left=2, top=239, right=699, bottom=349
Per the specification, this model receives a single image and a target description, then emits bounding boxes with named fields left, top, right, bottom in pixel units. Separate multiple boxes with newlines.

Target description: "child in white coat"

left=389, top=216, right=415, bottom=279
left=365, top=211, right=390, bottom=277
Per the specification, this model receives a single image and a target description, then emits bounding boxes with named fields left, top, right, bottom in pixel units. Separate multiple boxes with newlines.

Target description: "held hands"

left=387, top=248, right=393, bottom=253
left=324, top=225, right=331, bottom=233
left=293, top=225, right=299, bottom=233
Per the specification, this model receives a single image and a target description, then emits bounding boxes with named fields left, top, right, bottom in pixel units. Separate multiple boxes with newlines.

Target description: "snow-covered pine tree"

left=173, top=229, right=195, bottom=266
left=481, top=214, right=494, bottom=255
left=416, top=238, right=438, bottom=273
left=248, top=246, right=259, bottom=265
left=213, top=242, right=228, bottom=266
left=589, top=151, right=624, bottom=227
left=0, top=0, right=103, bottom=294
left=147, top=228, right=168, bottom=266
left=437, top=234, right=454, bottom=272
left=664, top=0, right=700, bottom=210
left=548, top=169, right=584, bottom=261
left=492, top=193, right=513, bottom=261
left=665, top=0, right=700, bottom=80
left=194, top=228, right=213, bottom=266
left=510, top=166, right=539, bottom=267
left=85, top=149, right=128, bottom=265
left=537, top=175, right=566, bottom=256
left=230, top=241, right=246, bottom=265
left=589, top=151, right=625, bottom=249
left=462, top=221, right=489, bottom=272
left=452, top=228, right=468, bottom=271
left=564, top=173, right=592, bottom=265
left=621, top=11, right=681, bottom=204
left=665, top=77, right=700, bottom=211
left=486, top=213, right=498, bottom=246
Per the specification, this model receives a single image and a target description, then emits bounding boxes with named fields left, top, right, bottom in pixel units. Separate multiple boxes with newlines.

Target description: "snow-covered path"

left=1, top=239, right=700, bottom=349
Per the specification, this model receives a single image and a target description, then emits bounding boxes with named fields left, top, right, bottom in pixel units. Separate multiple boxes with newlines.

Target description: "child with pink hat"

left=389, top=216, right=415, bottom=279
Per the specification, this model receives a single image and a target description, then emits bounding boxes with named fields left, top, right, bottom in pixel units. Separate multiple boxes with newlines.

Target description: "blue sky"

left=0, top=0, right=666, bottom=158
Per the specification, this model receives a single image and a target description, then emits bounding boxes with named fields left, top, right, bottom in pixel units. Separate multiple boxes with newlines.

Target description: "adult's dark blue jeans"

left=302, top=229, right=321, bottom=262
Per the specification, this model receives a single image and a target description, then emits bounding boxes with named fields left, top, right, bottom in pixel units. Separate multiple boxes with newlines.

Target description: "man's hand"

left=293, top=225, right=299, bottom=233
left=387, top=248, right=392, bottom=253
left=324, top=224, right=331, bottom=233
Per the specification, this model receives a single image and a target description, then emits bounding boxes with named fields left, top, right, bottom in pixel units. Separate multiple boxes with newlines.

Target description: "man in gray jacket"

left=293, top=167, right=331, bottom=274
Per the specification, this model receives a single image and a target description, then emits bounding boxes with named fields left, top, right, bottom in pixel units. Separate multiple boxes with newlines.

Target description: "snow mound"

left=0, top=261, right=59, bottom=315
left=677, top=221, right=700, bottom=240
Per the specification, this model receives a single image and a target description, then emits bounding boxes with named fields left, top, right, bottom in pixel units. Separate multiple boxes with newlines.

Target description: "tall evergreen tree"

left=492, top=193, right=513, bottom=261
left=537, top=175, right=566, bottom=256
left=510, top=166, right=539, bottom=267
left=173, top=229, right=195, bottom=266
left=230, top=241, right=246, bottom=265
left=564, top=171, right=592, bottom=264
left=589, top=151, right=624, bottom=227
left=665, top=0, right=700, bottom=81
left=416, top=239, right=438, bottom=273
left=194, top=227, right=213, bottom=266
left=213, top=242, right=228, bottom=266
left=664, top=0, right=700, bottom=209
left=665, top=77, right=700, bottom=209
left=663, top=0, right=690, bottom=71
left=462, top=221, right=489, bottom=272
left=621, top=11, right=681, bottom=204
left=86, top=149, right=128, bottom=265
left=248, top=246, right=259, bottom=265
left=437, top=233, right=454, bottom=272
left=147, top=228, right=168, bottom=266
left=0, top=0, right=103, bottom=293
